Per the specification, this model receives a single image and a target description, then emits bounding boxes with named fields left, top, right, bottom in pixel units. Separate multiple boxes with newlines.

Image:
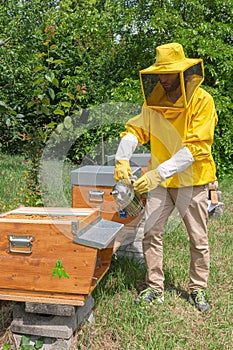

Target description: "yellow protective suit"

left=116, top=44, right=217, bottom=307
left=120, top=43, right=218, bottom=188
left=121, top=87, right=217, bottom=187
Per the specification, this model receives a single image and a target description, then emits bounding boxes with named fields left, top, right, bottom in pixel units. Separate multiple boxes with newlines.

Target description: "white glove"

left=157, top=147, right=194, bottom=181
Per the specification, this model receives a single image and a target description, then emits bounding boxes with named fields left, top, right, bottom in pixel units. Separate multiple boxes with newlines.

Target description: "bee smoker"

left=110, top=179, right=144, bottom=217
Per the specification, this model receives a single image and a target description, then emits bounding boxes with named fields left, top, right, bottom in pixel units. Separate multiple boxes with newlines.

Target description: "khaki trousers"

left=143, top=185, right=209, bottom=293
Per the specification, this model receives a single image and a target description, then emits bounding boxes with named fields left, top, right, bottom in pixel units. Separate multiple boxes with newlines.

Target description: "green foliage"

left=19, top=335, right=44, bottom=350
left=2, top=345, right=12, bottom=350
left=109, top=78, right=143, bottom=105
left=203, top=86, right=233, bottom=178
left=0, top=100, right=18, bottom=152
left=0, top=0, right=232, bottom=180
left=43, top=101, right=141, bottom=167
left=7, top=22, right=89, bottom=204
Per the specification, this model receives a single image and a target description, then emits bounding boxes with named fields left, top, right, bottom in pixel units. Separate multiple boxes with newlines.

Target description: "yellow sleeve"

left=120, top=106, right=150, bottom=145
left=184, top=89, right=218, bottom=161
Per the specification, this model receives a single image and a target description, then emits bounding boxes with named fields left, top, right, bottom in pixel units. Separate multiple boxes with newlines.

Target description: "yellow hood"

left=140, top=43, right=204, bottom=111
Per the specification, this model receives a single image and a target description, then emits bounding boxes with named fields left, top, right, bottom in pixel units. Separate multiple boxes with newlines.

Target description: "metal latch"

left=8, top=235, right=34, bottom=254
left=88, top=190, right=105, bottom=203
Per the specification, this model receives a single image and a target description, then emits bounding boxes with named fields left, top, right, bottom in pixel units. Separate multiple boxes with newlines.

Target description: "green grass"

left=0, top=154, right=232, bottom=349
left=0, top=153, right=73, bottom=212
left=0, top=153, right=27, bottom=212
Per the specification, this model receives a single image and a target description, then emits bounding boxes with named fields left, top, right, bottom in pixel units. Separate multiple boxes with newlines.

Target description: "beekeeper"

left=114, top=43, right=218, bottom=312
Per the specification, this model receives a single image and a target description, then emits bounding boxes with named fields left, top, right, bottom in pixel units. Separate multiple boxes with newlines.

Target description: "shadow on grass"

left=94, top=255, right=189, bottom=303
left=165, top=282, right=189, bottom=301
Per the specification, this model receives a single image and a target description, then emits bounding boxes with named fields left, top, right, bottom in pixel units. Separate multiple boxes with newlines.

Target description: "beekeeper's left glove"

left=133, top=169, right=162, bottom=194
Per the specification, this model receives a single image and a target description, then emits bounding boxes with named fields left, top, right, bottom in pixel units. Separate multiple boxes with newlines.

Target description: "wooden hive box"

left=0, top=206, right=123, bottom=306
left=71, top=165, right=144, bottom=228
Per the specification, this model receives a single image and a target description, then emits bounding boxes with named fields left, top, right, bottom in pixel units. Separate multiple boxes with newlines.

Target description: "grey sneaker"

left=189, top=289, right=210, bottom=312
left=135, top=287, right=164, bottom=307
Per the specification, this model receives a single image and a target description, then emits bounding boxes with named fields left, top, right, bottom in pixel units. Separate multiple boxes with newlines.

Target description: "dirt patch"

left=0, top=301, right=15, bottom=349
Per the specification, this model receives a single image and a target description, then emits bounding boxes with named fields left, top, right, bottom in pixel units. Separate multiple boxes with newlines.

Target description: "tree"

left=0, top=0, right=232, bottom=178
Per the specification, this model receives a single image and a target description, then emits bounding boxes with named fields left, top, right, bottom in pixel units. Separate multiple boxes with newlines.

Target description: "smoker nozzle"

left=110, top=180, right=144, bottom=217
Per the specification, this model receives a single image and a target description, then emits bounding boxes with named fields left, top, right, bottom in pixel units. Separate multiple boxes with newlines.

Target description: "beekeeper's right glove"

left=114, top=133, right=138, bottom=184
left=114, top=160, right=132, bottom=184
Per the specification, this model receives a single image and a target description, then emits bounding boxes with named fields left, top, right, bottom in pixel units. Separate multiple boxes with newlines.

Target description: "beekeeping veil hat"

left=140, top=43, right=204, bottom=110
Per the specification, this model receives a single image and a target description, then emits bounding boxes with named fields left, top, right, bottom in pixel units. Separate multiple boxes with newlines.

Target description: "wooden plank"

left=90, top=247, right=113, bottom=293
left=2, top=206, right=96, bottom=217
left=0, top=288, right=86, bottom=306
left=77, top=208, right=101, bottom=232
left=0, top=207, right=101, bottom=241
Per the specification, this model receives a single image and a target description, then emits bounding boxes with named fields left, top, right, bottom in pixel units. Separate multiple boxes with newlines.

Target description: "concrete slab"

left=25, top=303, right=76, bottom=316
left=11, top=303, right=74, bottom=339
left=11, top=295, right=95, bottom=339
left=13, top=333, right=72, bottom=350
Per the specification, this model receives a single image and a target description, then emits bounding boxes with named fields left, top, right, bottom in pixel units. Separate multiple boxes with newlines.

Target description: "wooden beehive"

left=71, top=165, right=144, bottom=227
left=0, top=206, right=123, bottom=306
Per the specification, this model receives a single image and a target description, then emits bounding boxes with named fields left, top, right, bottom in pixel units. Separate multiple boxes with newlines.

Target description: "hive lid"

left=70, top=165, right=141, bottom=186
left=73, top=219, right=124, bottom=249
left=106, top=153, right=151, bottom=167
